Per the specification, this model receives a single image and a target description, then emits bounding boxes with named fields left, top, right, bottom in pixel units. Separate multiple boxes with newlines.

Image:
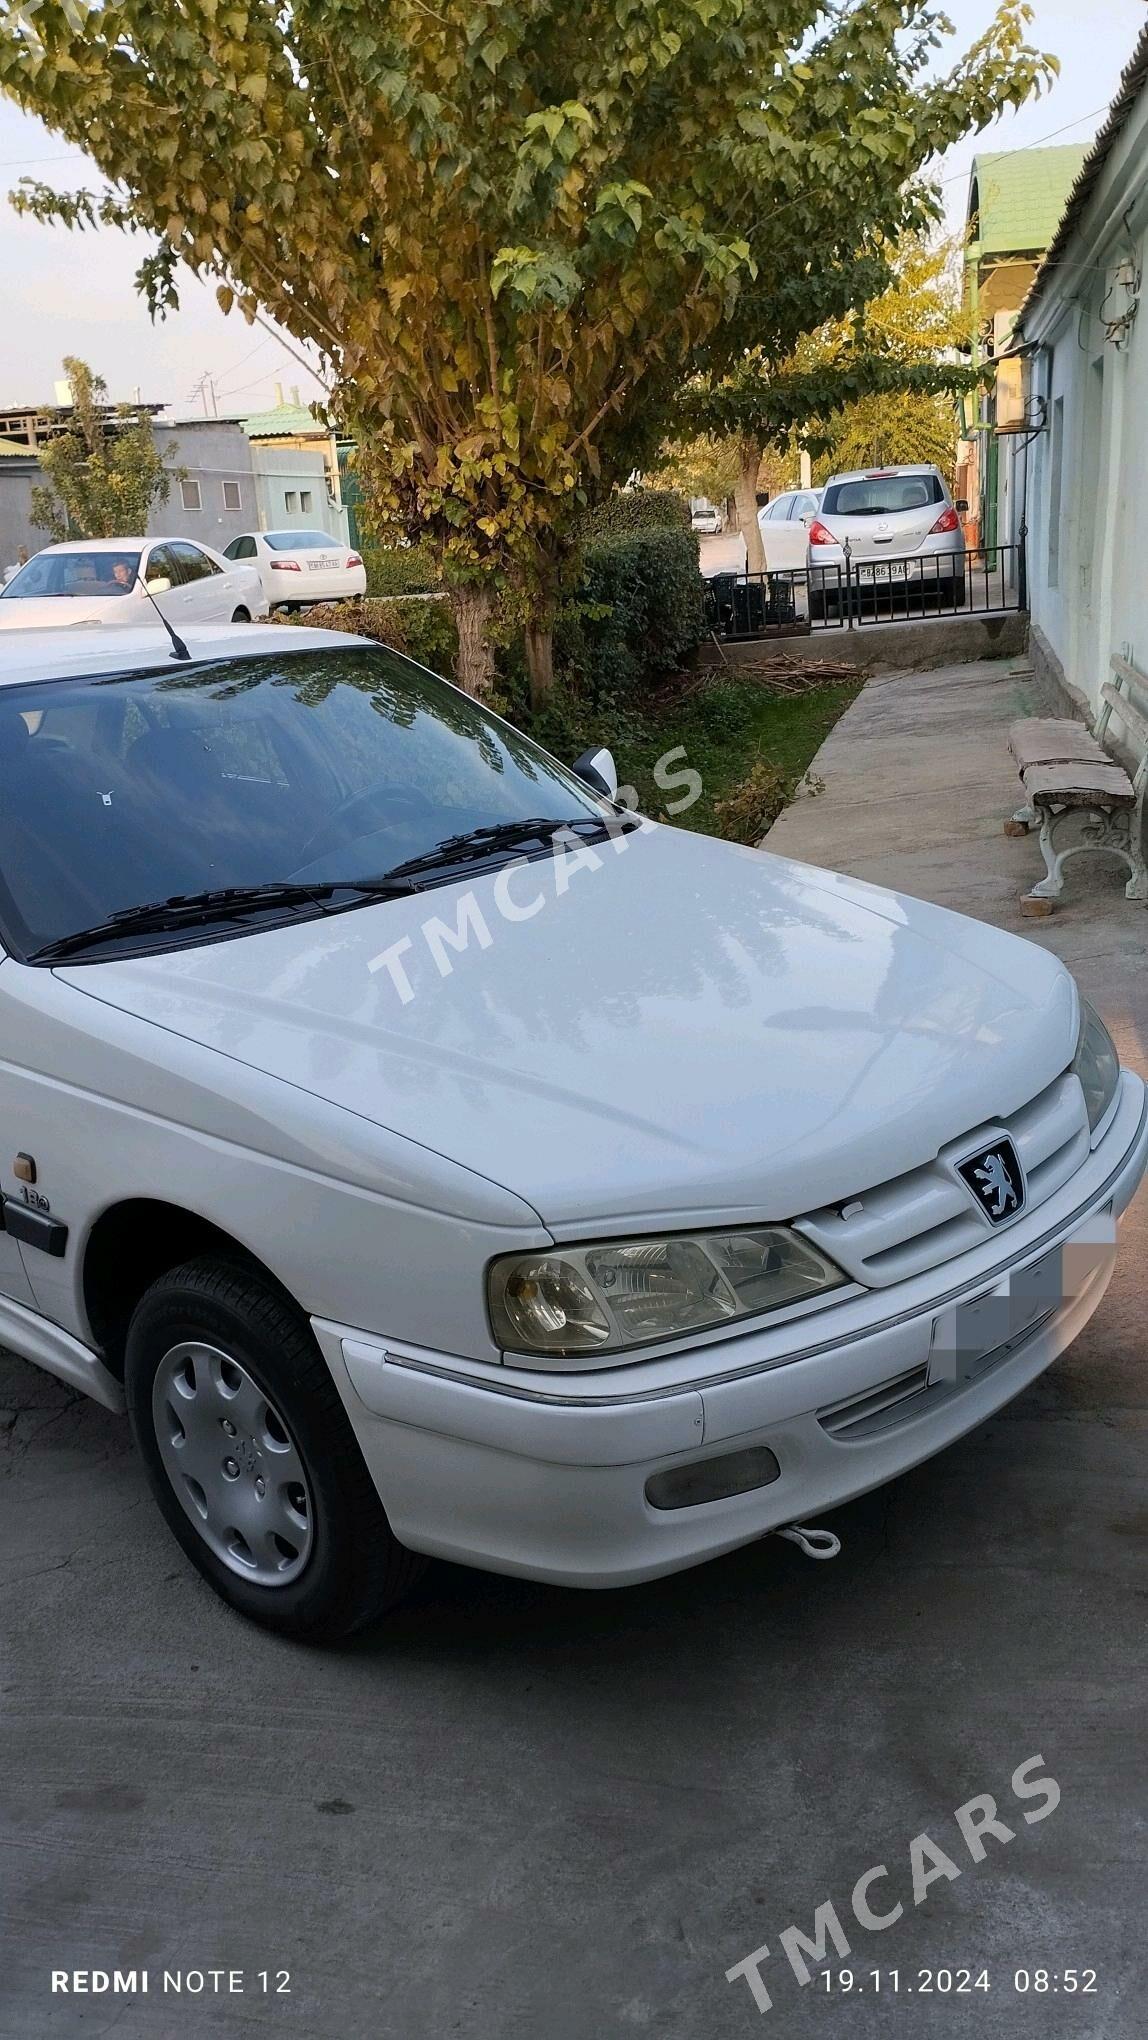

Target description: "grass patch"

left=614, top=675, right=862, bottom=841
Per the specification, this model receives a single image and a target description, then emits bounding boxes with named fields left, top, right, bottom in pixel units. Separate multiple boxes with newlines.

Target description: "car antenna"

left=134, top=570, right=192, bottom=661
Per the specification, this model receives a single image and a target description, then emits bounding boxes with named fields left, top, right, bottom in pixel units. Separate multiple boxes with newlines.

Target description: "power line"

left=936, top=100, right=1114, bottom=187
left=0, top=149, right=89, bottom=170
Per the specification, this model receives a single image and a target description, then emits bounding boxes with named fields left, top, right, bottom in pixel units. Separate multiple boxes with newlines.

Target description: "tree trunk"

left=524, top=619, right=555, bottom=709
left=451, top=584, right=496, bottom=697
left=734, top=439, right=766, bottom=576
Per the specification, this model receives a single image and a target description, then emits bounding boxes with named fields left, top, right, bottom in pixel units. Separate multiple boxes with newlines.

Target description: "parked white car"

left=0, top=537, right=267, bottom=632
left=808, top=464, right=967, bottom=610
left=0, top=620, right=1143, bottom=1642
left=222, top=528, right=367, bottom=609
left=691, top=503, right=723, bottom=536
left=757, top=487, right=822, bottom=571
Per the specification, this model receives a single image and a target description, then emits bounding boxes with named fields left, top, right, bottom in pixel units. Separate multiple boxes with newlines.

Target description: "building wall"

left=151, top=422, right=257, bottom=545
left=0, top=421, right=349, bottom=563
left=0, top=462, right=40, bottom=574
left=1022, top=85, right=1148, bottom=718
left=251, top=445, right=349, bottom=544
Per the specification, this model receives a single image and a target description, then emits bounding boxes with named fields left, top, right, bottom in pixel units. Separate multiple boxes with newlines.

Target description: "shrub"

left=270, top=595, right=457, bottom=676
left=360, top=539, right=441, bottom=597
left=583, top=488, right=692, bottom=538
left=710, top=757, right=789, bottom=842
left=559, top=528, right=705, bottom=705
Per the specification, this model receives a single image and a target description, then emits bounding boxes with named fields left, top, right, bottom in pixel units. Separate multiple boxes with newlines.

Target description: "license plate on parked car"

left=929, top=1216, right=1116, bottom=1388
left=856, top=561, right=909, bottom=583
left=930, top=1250, right=1060, bottom=1387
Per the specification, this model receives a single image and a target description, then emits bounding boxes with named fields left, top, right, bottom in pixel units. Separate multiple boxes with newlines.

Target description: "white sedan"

left=222, top=528, right=367, bottom=609
left=0, top=620, right=1143, bottom=1640
left=0, top=537, right=267, bottom=632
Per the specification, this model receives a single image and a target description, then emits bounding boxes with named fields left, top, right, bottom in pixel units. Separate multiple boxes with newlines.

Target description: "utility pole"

left=188, top=372, right=219, bottom=419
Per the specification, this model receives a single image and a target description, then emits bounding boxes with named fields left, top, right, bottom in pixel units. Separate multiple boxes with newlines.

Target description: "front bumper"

left=312, top=1073, right=1148, bottom=1589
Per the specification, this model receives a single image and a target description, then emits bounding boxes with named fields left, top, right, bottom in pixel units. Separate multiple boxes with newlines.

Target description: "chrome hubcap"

left=152, top=1343, right=314, bottom=1587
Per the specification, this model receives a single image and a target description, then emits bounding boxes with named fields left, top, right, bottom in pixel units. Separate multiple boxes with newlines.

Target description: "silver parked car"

left=808, top=465, right=967, bottom=611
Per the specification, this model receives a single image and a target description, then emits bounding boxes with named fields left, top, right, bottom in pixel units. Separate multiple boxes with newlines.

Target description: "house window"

left=1046, top=396, right=1064, bottom=591
left=300, top=490, right=313, bottom=511
left=222, top=480, right=241, bottom=511
left=284, top=490, right=298, bottom=512
left=180, top=478, right=202, bottom=511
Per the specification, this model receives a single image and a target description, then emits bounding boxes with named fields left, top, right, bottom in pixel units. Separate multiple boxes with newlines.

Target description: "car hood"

left=61, top=829, right=1077, bottom=1231
left=0, top=597, right=126, bottom=630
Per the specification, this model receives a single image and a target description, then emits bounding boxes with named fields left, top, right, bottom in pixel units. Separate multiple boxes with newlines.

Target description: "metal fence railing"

left=705, top=540, right=1026, bottom=642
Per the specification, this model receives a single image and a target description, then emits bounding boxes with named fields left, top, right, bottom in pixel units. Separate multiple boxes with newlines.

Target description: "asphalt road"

left=2, top=657, right=1146, bottom=2039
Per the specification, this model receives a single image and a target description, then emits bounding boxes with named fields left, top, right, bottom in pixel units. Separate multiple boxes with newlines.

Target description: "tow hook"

left=774, top=1523, right=842, bottom=1561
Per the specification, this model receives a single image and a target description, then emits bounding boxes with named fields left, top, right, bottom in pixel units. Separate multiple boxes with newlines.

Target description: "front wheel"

left=124, top=1258, right=426, bottom=1641
left=230, top=606, right=251, bottom=623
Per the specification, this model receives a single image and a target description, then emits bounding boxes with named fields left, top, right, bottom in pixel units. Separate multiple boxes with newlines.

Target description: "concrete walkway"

left=766, top=654, right=1148, bottom=1055
left=2, top=657, right=1146, bottom=2039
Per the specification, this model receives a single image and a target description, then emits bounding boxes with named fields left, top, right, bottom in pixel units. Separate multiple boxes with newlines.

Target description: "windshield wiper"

left=28, top=877, right=418, bottom=962
left=378, top=814, right=633, bottom=882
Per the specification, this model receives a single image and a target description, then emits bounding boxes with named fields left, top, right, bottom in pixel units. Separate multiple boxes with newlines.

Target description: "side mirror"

left=955, top=500, right=969, bottom=514
left=572, top=746, right=619, bottom=801
left=145, top=575, right=172, bottom=596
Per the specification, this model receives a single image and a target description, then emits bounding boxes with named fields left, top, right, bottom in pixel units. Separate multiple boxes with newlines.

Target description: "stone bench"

left=1006, top=656, right=1148, bottom=915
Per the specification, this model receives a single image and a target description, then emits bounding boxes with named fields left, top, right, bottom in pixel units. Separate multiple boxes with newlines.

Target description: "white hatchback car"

left=0, top=621, right=1143, bottom=1642
left=0, top=537, right=267, bottom=632
left=222, top=528, right=367, bottom=609
left=808, top=465, right=968, bottom=610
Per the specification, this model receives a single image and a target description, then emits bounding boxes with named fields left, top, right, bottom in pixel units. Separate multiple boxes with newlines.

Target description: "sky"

left=0, top=0, right=1143, bottom=421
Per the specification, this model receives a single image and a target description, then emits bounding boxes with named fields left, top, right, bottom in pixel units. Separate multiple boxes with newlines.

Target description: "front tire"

left=124, top=1258, right=426, bottom=1641
left=230, top=606, right=251, bottom=623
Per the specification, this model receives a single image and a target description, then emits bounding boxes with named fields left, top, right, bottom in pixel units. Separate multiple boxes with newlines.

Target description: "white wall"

left=251, top=444, right=349, bottom=544
left=1023, top=84, right=1148, bottom=714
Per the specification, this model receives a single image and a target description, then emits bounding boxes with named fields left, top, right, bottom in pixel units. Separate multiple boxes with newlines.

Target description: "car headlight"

left=487, top=1226, right=846, bottom=1358
left=1071, top=999, right=1120, bottom=1136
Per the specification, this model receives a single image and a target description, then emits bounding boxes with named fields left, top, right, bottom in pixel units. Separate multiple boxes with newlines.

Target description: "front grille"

left=796, top=1072, right=1088, bottom=1288
left=818, top=1366, right=932, bottom=1439
left=817, top=1305, right=1060, bottom=1442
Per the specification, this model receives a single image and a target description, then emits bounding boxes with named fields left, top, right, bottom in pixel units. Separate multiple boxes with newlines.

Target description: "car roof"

left=822, top=465, right=942, bottom=485
left=0, top=621, right=374, bottom=687
left=26, top=537, right=155, bottom=555
left=21, top=537, right=226, bottom=558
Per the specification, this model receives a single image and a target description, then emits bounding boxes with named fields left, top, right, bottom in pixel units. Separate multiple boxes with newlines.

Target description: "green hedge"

left=583, top=488, right=692, bottom=538
left=559, top=527, right=704, bottom=704
left=270, top=594, right=457, bottom=675
left=361, top=540, right=441, bottom=598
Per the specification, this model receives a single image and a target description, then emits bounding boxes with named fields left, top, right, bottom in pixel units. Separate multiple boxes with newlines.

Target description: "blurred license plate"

left=308, top=558, right=334, bottom=570
left=929, top=1216, right=1116, bottom=1387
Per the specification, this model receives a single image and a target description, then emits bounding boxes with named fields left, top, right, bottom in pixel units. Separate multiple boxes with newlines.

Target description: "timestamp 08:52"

left=821, top=1968, right=1099, bottom=1995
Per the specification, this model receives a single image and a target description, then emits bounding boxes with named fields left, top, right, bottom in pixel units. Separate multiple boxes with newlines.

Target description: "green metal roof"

left=243, top=401, right=325, bottom=438
left=967, top=144, right=1089, bottom=257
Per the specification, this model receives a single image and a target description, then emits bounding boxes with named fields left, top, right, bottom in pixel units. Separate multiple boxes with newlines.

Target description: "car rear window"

left=821, top=475, right=945, bottom=516
left=263, top=531, right=335, bottom=551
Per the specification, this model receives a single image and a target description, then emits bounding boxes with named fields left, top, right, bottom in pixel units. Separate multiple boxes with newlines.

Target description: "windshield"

left=0, top=550, right=142, bottom=600
left=0, top=644, right=606, bottom=959
left=264, top=531, right=336, bottom=551
left=821, top=476, right=944, bottom=517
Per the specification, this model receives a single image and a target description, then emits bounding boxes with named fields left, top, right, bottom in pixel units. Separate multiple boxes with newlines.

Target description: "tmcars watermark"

left=367, top=746, right=702, bottom=1007
left=725, top=1754, right=1061, bottom=2013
